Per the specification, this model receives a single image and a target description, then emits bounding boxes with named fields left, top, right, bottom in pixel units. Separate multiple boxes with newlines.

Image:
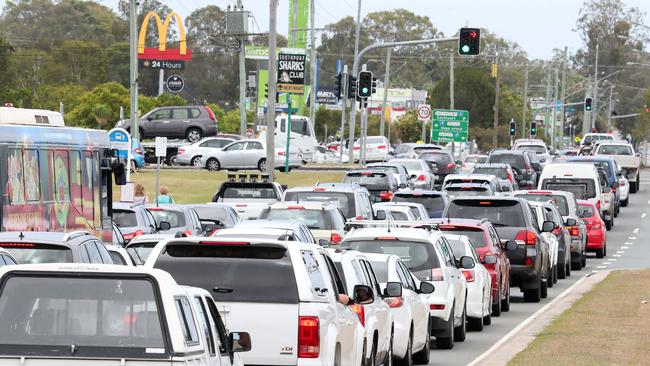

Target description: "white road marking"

left=629, top=237, right=637, bottom=240
left=613, top=254, right=622, bottom=257
left=607, top=258, right=617, bottom=261
left=647, top=199, right=650, bottom=205
left=634, top=228, right=640, bottom=234
left=625, top=242, right=633, bottom=245
left=617, top=250, right=625, bottom=254
left=643, top=213, right=647, bottom=219
left=597, top=266, right=608, bottom=269
left=622, top=246, right=629, bottom=249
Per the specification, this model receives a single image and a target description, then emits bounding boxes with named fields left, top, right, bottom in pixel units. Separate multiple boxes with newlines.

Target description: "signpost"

left=108, top=128, right=133, bottom=201
left=166, top=75, right=184, bottom=93
left=155, top=137, right=167, bottom=207
left=417, top=104, right=432, bottom=142
left=277, top=50, right=305, bottom=173
left=431, top=109, right=469, bottom=143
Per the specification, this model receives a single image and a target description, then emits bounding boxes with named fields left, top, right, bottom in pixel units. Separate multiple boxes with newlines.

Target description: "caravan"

left=259, top=114, right=318, bottom=163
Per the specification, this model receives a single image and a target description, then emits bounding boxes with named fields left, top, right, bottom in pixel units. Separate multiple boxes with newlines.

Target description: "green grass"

left=509, top=270, right=650, bottom=366
left=115, top=169, right=345, bottom=204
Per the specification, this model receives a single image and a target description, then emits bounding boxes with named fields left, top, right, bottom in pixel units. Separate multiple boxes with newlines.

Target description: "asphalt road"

left=428, top=170, right=650, bottom=366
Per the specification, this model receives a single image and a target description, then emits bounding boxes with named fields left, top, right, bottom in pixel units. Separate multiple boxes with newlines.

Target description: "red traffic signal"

left=459, top=27, right=481, bottom=56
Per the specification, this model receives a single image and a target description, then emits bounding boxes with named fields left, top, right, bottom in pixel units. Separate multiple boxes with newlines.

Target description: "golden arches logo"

left=138, top=11, right=191, bottom=60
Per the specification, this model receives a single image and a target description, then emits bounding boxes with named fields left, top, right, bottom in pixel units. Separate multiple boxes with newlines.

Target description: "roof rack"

left=226, top=173, right=271, bottom=183
left=345, top=219, right=439, bottom=232
left=62, top=231, right=91, bottom=241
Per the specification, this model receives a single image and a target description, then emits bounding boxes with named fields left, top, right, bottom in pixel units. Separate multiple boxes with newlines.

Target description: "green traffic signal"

left=461, top=45, right=471, bottom=54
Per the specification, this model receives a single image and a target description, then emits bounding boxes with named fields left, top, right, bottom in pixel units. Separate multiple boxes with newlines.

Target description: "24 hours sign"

left=277, top=52, right=306, bottom=94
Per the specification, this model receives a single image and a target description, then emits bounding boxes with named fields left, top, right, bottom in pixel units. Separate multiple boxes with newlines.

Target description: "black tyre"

left=386, top=330, right=396, bottom=366
left=492, top=285, right=502, bottom=317
left=206, top=158, right=220, bottom=171
left=369, top=339, right=377, bottom=366
left=540, top=279, right=548, bottom=299
left=554, top=266, right=558, bottom=284
left=483, top=312, right=492, bottom=326
left=566, top=259, right=571, bottom=277
left=604, top=243, right=607, bottom=257
left=558, top=254, right=567, bottom=279
left=435, top=312, right=454, bottom=350
left=467, top=317, right=483, bottom=332
left=186, top=128, right=202, bottom=143
left=622, top=197, right=629, bottom=207
left=582, top=252, right=587, bottom=268
left=258, top=159, right=267, bottom=172
left=605, top=218, right=612, bottom=231
left=453, top=304, right=466, bottom=342
left=190, top=156, right=202, bottom=167
left=523, top=286, right=541, bottom=303
left=547, top=268, right=554, bottom=288
left=501, top=286, right=511, bottom=312
left=596, top=247, right=605, bottom=258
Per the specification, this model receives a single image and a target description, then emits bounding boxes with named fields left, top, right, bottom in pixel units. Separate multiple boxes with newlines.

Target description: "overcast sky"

left=110, top=0, right=650, bottom=60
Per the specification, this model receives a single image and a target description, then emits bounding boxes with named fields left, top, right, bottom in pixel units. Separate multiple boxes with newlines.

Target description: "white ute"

left=0, top=264, right=250, bottom=366
left=593, top=142, right=642, bottom=193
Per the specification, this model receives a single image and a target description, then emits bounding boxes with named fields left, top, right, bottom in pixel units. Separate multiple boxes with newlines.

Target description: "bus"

left=0, top=107, right=124, bottom=241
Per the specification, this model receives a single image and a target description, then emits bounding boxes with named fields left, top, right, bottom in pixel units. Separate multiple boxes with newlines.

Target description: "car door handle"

left=337, top=318, right=352, bottom=325
left=182, top=120, right=190, bottom=123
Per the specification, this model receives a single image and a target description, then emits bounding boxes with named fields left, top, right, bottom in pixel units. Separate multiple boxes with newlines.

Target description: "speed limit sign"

left=417, top=104, right=432, bottom=122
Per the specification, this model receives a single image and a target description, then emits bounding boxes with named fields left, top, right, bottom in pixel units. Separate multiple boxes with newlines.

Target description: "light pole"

left=129, top=0, right=139, bottom=142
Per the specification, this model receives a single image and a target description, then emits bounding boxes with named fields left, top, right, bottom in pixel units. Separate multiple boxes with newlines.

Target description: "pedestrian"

left=155, top=186, right=174, bottom=205
left=132, top=183, right=148, bottom=206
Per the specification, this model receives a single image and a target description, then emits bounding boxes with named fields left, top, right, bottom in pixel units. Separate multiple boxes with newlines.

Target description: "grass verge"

left=114, top=169, right=345, bottom=204
left=509, top=270, right=650, bottom=366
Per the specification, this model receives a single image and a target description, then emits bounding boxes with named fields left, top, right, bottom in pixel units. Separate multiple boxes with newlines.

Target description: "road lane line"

left=625, top=242, right=633, bottom=245
left=467, top=275, right=590, bottom=366
left=634, top=228, right=640, bottom=234
left=597, top=266, right=608, bottom=269
left=643, top=213, right=647, bottom=219
left=622, top=246, right=629, bottom=249
left=629, top=237, right=637, bottom=240
left=613, top=254, right=622, bottom=257
left=616, top=250, right=625, bottom=254
left=607, top=258, right=617, bottom=261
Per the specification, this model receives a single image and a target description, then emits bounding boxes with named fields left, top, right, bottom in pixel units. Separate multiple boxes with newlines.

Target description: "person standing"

left=132, top=184, right=149, bottom=206
left=155, top=186, right=174, bottom=205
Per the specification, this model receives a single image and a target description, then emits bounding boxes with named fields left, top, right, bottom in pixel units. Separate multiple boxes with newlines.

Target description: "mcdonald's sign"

left=138, top=11, right=192, bottom=61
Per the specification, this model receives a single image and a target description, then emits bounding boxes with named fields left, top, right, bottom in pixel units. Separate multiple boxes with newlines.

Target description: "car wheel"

left=369, top=339, right=377, bottom=366
left=523, top=286, right=541, bottom=303
left=168, top=155, right=178, bottom=166
left=622, top=197, right=629, bottom=207
left=435, top=311, right=454, bottom=350
left=501, top=286, right=511, bottom=312
left=468, top=316, right=483, bottom=332
left=483, top=310, right=492, bottom=326
left=558, top=253, right=567, bottom=279
left=385, top=330, right=394, bottom=366
left=395, top=330, right=412, bottom=366
left=566, top=259, right=572, bottom=277
left=492, top=285, right=502, bottom=317
left=206, top=158, right=220, bottom=171
left=547, top=267, right=554, bottom=288
left=411, top=324, right=429, bottom=364
left=604, top=242, right=607, bottom=257
left=605, top=218, right=612, bottom=231
left=361, top=339, right=367, bottom=366
left=554, top=266, right=558, bottom=284
left=453, top=304, right=466, bottom=342
left=190, top=156, right=202, bottom=167
left=186, top=128, right=202, bottom=143
left=581, top=252, right=587, bottom=268
left=596, top=247, right=605, bottom=258
left=540, top=279, right=548, bottom=299
left=258, top=158, right=267, bottom=172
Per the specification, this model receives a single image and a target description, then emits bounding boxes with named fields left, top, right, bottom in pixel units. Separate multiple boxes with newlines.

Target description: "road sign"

left=166, top=75, right=184, bottom=92
left=431, top=109, right=469, bottom=143
left=140, top=59, right=185, bottom=70
left=277, top=52, right=306, bottom=94
left=575, top=136, right=581, bottom=143
left=108, top=128, right=131, bottom=159
left=417, top=104, right=432, bottom=122
left=155, top=136, right=168, bottom=157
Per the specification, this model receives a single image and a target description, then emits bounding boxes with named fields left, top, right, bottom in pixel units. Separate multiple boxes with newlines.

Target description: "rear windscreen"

left=284, top=192, right=354, bottom=219
left=516, top=194, right=570, bottom=216
left=113, top=210, right=138, bottom=227
left=222, top=187, right=278, bottom=200
left=343, top=173, right=390, bottom=189
left=515, top=145, right=547, bottom=154
left=126, top=243, right=158, bottom=264
left=473, top=167, right=509, bottom=180
left=343, top=240, right=439, bottom=273
left=597, top=145, right=632, bottom=156
left=262, top=209, right=330, bottom=230
left=488, top=154, right=525, bottom=169
left=419, top=153, right=451, bottom=163
left=2, top=245, right=72, bottom=264
left=389, top=210, right=410, bottom=220
left=446, top=200, right=525, bottom=227
left=466, top=156, right=487, bottom=163
left=438, top=227, right=488, bottom=248
left=541, top=179, right=595, bottom=199
left=393, top=194, right=445, bottom=212
left=192, top=206, right=229, bottom=223
left=153, top=245, right=299, bottom=303
left=578, top=204, right=595, bottom=218
left=148, top=210, right=186, bottom=228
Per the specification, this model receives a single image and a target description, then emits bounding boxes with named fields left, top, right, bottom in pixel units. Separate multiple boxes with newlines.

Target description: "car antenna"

left=18, top=232, right=24, bottom=240
left=386, top=212, right=392, bottom=233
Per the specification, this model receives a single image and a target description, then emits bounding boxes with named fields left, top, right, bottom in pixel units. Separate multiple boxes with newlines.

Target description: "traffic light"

left=585, top=97, right=593, bottom=111
left=357, top=71, right=373, bottom=98
left=509, top=120, right=516, bottom=136
left=347, top=75, right=357, bottom=99
left=263, top=83, right=279, bottom=103
left=459, top=27, right=481, bottom=56
left=371, top=77, right=377, bottom=95
left=530, top=121, right=537, bottom=137
left=334, top=73, right=342, bottom=100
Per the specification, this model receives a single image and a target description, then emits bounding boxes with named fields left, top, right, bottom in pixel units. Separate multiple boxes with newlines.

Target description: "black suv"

left=342, top=169, right=399, bottom=203
left=419, top=151, right=458, bottom=187
left=443, top=196, right=553, bottom=303
left=116, top=105, right=218, bottom=143
left=487, top=150, right=537, bottom=189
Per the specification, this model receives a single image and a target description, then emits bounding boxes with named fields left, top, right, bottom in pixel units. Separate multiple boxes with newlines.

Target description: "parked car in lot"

left=487, top=150, right=537, bottom=189
left=176, top=137, right=236, bottom=166
left=365, top=253, right=433, bottom=364
left=342, top=227, right=472, bottom=349
left=112, top=202, right=158, bottom=242
left=444, top=234, right=492, bottom=331
left=328, top=250, right=393, bottom=366
left=578, top=199, right=608, bottom=258
left=146, top=205, right=204, bottom=237
left=471, top=163, right=518, bottom=192
left=343, top=169, right=400, bottom=202
left=259, top=202, right=347, bottom=245
left=392, top=190, right=449, bottom=218
left=201, top=139, right=301, bottom=172
left=188, top=203, right=242, bottom=235
left=389, top=159, right=437, bottom=190
left=444, top=196, right=552, bottom=303
left=116, top=105, right=218, bottom=143
left=0, top=264, right=250, bottom=365
left=146, top=237, right=366, bottom=365
left=0, top=231, right=114, bottom=265
left=284, top=183, right=375, bottom=220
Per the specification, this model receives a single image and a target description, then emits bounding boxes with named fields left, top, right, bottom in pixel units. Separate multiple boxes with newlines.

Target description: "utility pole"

left=492, top=54, right=500, bottom=149
left=238, top=0, right=247, bottom=136
left=551, top=68, right=559, bottom=150
left=308, top=0, right=317, bottom=132
left=339, top=65, right=348, bottom=161
left=544, top=68, right=552, bottom=139
left=347, top=0, right=362, bottom=165
left=379, top=48, right=391, bottom=138
left=560, top=46, right=568, bottom=142
left=450, top=53, right=455, bottom=156
left=592, top=44, right=599, bottom=129
left=607, top=85, right=614, bottom=132
left=291, top=0, right=298, bottom=47
left=266, top=0, right=278, bottom=180
left=360, top=64, right=368, bottom=165
left=129, top=0, right=139, bottom=141
left=158, top=69, right=165, bottom=95
left=582, top=77, right=592, bottom=136
left=522, top=65, right=528, bottom=139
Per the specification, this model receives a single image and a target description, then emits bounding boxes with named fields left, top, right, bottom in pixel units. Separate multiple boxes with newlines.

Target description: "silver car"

left=389, top=158, right=437, bottom=190
left=176, top=137, right=236, bottom=166
left=200, top=139, right=302, bottom=172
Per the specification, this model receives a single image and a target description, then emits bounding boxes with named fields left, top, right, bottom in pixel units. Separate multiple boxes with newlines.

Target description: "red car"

left=577, top=200, right=607, bottom=258
left=435, top=218, right=513, bottom=316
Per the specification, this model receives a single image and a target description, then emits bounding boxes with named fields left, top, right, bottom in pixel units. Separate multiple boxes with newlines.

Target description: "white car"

left=530, top=201, right=560, bottom=286
left=513, top=138, right=551, bottom=164
left=199, top=139, right=302, bottom=172
left=342, top=226, right=471, bottom=349
left=444, top=234, right=493, bottom=331
left=374, top=201, right=429, bottom=221
left=373, top=204, right=418, bottom=222
left=354, top=136, right=392, bottom=162
left=618, top=174, right=630, bottom=206
left=327, top=250, right=393, bottom=366
left=146, top=237, right=365, bottom=365
left=0, top=264, right=249, bottom=366
left=365, top=253, right=434, bottom=364
left=176, top=136, right=237, bottom=166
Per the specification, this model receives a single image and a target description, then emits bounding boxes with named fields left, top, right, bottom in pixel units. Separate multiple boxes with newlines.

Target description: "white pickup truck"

left=211, top=174, right=285, bottom=219
left=594, top=142, right=642, bottom=193
left=0, top=264, right=251, bottom=366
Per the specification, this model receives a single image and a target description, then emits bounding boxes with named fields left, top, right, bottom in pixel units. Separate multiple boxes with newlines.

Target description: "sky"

left=108, top=0, right=650, bottom=60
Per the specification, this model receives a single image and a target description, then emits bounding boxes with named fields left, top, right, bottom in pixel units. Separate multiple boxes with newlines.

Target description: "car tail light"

left=178, top=148, right=185, bottom=155
left=277, top=151, right=286, bottom=156
left=417, top=174, right=426, bottom=181
left=462, top=269, right=475, bottom=282
left=524, top=257, right=534, bottom=266
left=148, top=207, right=162, bottom=211
left=349, top=304, right=365, bottom=326
left=431, top=268, right=444, bottom=281
left=314, top=187, right=327, bottom=191
left=620, top=180, right=626, bottom=187
left=183, top=229, right=193, bottom=236
left=596, top=200, right=601, bottom=210
left=123, top=229, right=144, bottom=242
left=298, top=316, right=320, bottom=358
left=515, top=230, right=537, bottom=246
left=384, top=297, right=404, bottom=308
left=377, top=145, right=387, bottom=149
left=235, top=204, right=247, bottom=208
left=0, top=243, right=35, bottom=247
left=430, top=304, right=446, bottom=310
left=330, top=233, right=342, bottom=245
left=353, top=146, right=361, bottom=151
left=376, top=236, right=398, bottom=240
left=569, top=226, right=580, bottom=237
left=135, top=147, right=143, bottom=155
left=379, top=191, right=393, bottom=201
left=508, top=171, right=515, bottom=183
left=447, top=163, right=456, bottom=170
left=592, top=223, right=601, bottom=230
left=287, top=205, right=305, bottom=210
left=206, top=105, right=216, bottom=121
left=355, top=215, right=363, bottom=220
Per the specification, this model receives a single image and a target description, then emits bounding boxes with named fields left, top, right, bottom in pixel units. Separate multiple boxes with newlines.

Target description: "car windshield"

left=222, top=187, right=278, bottom=200
left=488, top=154, right=525, bottom=170
left=343, top=240, right=440, bottom=281
left=2, top=245, right=72, bottom=264
left=284, top=191, right=354, bottom=219
left=0, top=275, right=165, bottom=358
left=516, top=194, right=570, bottom=216
left=393, top=194, right=445, bottom=212
left=473, top=167, right=510, bottom=180
left=516, top=145, right=547, bottom=154
left=126, top=243, right=158, bottom=264
left=438, top=227, right=488, bottom=248
left=598, top=145, right=633, bottom=156
left=113, top=210, right=138, bottom=228
left=446, top=200, right=526, bottom=227
left=541, top=178, right=596, bottom=199
left=387, top=210, right=410, bottom=220
left=343, top=173, right=391, bottom=189
left=148, top=210, right=186, bottom=228
left=263, top=209, right=329, bottom=230
left=394, top=160, right=424, bottom=172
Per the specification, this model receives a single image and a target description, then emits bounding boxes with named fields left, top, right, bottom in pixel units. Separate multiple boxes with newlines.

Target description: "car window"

left=148, top=209, right=186, bottom=228
left=321, top=253, right=347, bottom=295
left=399, top=261, right=417, bottom=290
left=395, top=261, right=411, bottom=289
left=302, top=250, right=328, bottom=297
left=437, top=239, right=455, bottom=267
left=263, top=209, right=330, bottom=230
left=438, top=226, right=488, bottom=248
left=172, top=108, right=190, bottom=119
left=175, top=297, right=200, bottom=346
left=224, top=142, right=245, bottom=151
left=246, top=142, right=263, bottom=150
left=516, top=194, right=570, bottom=216
left=488, top=154, right=525, bottom=169
left=96, top=241, right=113, bottom=264
left=113, top=210, right=138, bottom=227
left=193, top=297, right=216, bottom=356
left=189, top=108, right=201, bottom=118
left=2, top=255, right=16, bottom=265
left=150, top=109, right=170, bottom=120
left=446, top=199, right=526, bottom=227
left=205, top=297, right=229, bottom=354
left=84, top=241, right=103, bottom=264
left=360, top=259, right=383, bottom=297
left=284, top=191, right=354, bottom=219
left=109, top=251, right=127, bottom=265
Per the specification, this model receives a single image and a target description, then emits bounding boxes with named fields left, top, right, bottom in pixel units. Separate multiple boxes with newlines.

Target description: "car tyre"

left=483, top=311, right=492, bottom=326
left=453, top=304, right=466, bottom=342
left=411, top=324, right=429, bottom=364
left=492, top=285, right=502, bottom=317
left=558, top=254, right=567, bottom=279
left=582, top=252, right=587, bottom=268
left=621, top=197, right=629, bottom=207
left=523, top=286, right=541, bottom=303
left=468, top=316, right=483, bottom=332
left=435, top=312, right=454, bottom=350
left=596, top=247, right=605, bottom=258
left=190, top=156, right=202, bottom=167
left=566, top=258, right=572, bottom=277
left=386, top=330, right=395, bottom=366
left=206, top=158, right=220, bottom=171
left=547, top=268, right=554, bottom=288
left=258, top=158, right=267, bottom=172
left=501, top=286, right=511, bottom=312
left=186, top=128, right=202, bottom=143
left=605, top=218, right=612, bottom=231
left=540, top=279, right=548, bottom=299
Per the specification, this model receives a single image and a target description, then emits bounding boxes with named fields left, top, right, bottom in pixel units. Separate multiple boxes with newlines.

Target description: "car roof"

left=145, top=204, right=189, bottom=212
left=113, top=202, right=140, bottom=211
left=394, top=189, right=443, bottom=196
left=576, top=199, right=595, bottom=207
left=212, top=227, right=297, bottom=237
left=128, top=234, right=179, bottom=245
left=474, top=163, right=511, bottom=168
left=344, top=227, right=439, bottom=242
left=513, top=189, right=575, bottom=198
left=0, top=231, right=95, bottom=246
left=373, top=204, right=411, bottom=213
left=286, top=183, right=366, bottom=193
left=490, top=149, right=526, bottom=156
left=445, top=173, right=497, bottom=181
left=153, top=237, right=316, bottom=251
left=433, top=218, right=488, bottom=228
left=595, top=141, right=632, bottom=146
left=235, top=219, right=305, bottom=230
left=449, top=195, right=523, bottom=202
left=0, top=263, right=175, bottom=279
left=269, top=201, right=337, bottom=210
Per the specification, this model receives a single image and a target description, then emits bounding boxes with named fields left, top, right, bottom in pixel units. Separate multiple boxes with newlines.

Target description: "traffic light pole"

left=347, top=36, right=459, bottom=165
left=129, top=0, right=139, bottom=142
left=339, top=65, right=348, bottom=162
left=265, top=0, right=278, bottom=181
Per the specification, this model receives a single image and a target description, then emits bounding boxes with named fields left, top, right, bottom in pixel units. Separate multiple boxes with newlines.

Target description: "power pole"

left=308, top=0, right=317, bottom=132
left=450, top=53, right=455, bottom=156
left=379, top=48, right=391, bottom=138
left=592, top=44, right=599, bottom=129
left=522, top=65, right=528, bottom=139
left=544, top=68, right=552, bottom=139
left=291, top=0, right=298, bottom=47
left=582, top=77, right=592, bottom=136
left=560, top=46, right=568, bottom=143
left=492, top=54, right=500, bottom=149
left=551, top=68, right=559, bottom=150
left=266, top=0, right=278, bottom=180
left=607, top=85, right=614, bottom=132
left=129, top=0, right=139, bottom=141
left=238, top=1, right=247, bottom=136
left=347, top=0, right=362, bottom=165
left=339, top=65, right=348, bottom=161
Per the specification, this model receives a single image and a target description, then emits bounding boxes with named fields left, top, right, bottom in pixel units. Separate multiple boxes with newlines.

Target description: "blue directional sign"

left=108, top=128, right=131, bottom=159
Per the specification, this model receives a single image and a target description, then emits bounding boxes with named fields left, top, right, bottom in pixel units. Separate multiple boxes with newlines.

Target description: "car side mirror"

left=565, top=218, right=577, bottom=226
left=158, top=221, right=171, bottom=231
left=501, top=186, right=511, bottom=192
left=146, top=116, right=153, bottom=121
left=353, top=284, right=375, bottom=305
left=318, top=239, right=330, bottom=247
left=483, top=254, right=498, bottom=264
left=542, top=220, right=555, bottom=233
left=229, top=332, right=251, bottom=353
left=505, top=240, right=518, bottom=252
left=419, top=282, right=435, bottom=294
left=399, top=183, right=407, bottom=189
left=375, top=210, right=387, bottom=221
left=384, top=282, right=402, bottom=298
left=459, top=255, right=475, bottom=269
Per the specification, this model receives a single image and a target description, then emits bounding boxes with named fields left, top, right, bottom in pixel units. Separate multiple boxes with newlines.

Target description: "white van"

left=269, top=115, right=318, bottom=163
